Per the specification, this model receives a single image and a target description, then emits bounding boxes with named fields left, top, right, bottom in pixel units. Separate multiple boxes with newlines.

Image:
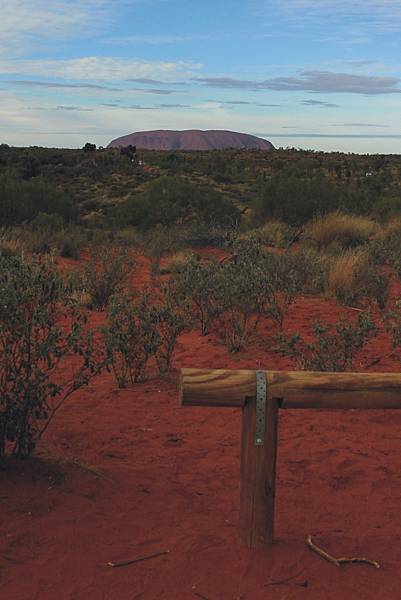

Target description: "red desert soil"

left=2, top=250, right=401, bottom=600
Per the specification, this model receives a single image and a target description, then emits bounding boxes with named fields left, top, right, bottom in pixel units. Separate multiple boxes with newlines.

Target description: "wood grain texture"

left=238, top=397, right=279, bottom=547
left=180, top=368, right=401, bottom=409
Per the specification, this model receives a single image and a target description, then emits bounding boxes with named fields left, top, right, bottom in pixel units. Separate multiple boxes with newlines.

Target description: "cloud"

left=267, top=0, right=401, bottom=32
left=56, top=106, right=94, bottom=112
left=128, top=78, right=167, bottom=85
left=302, top=99, right=339, bottom=107
left=107, top=34, right=196, bottom=45
left=258, top=132, right=401, bottom=139
left=223, top=100, right=252, bottom=105
left=332, top=122, right=389, bottom=127
left=193, top=71, right=401, bottom=94
left=0, top=0, right=116, bottom=58
left=129, top=88, right=179, bottom=95
left=158, top=103, right=191, bottom=108
left=0, top=57, right=202, bottom=83
left=29, top=104, right=94, bottom=112
left=216, top=100, right=283, bottom=107
left=4, top=80, right=122, bottom=92
left=100, top=102, right=191, bottom=110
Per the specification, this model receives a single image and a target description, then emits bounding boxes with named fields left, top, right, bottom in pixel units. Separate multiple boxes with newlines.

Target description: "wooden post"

left=180, top=368, right=401, bottom=410
left=179, top=367, right=401, bottom=549
left=239, top=396, right=279, bottom=547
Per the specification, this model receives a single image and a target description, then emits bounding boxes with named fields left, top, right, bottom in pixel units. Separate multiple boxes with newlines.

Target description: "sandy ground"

left=2, top=251, right=401, bottom=600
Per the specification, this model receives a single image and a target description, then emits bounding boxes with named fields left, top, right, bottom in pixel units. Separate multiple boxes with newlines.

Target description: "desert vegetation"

left=3, top=144, right=401, bottom=599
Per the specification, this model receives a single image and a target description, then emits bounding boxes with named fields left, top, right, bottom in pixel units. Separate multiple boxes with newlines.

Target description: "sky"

left=0, top=0, right=400, bottom=153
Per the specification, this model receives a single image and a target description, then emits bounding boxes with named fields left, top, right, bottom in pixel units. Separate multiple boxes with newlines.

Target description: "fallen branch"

left=365, top=350, right=396, bottom=369
left=307, top=535, right=380, bottom=569
left=193, top=592, right=212, bottom=600
left=108, top=549, right=169, bottom=568
left=267, top=569, right=306, bottom=586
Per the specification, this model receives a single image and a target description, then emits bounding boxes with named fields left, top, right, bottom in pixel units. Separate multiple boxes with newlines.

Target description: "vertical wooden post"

left=238, top=396, right=279, bottom=547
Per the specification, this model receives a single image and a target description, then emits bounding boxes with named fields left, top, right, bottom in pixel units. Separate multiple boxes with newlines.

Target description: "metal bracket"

left=255, top=370, right=267, bottom=446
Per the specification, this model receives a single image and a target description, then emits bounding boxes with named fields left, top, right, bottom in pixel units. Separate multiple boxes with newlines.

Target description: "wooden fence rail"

left=180, top=368, right=401, bottom=548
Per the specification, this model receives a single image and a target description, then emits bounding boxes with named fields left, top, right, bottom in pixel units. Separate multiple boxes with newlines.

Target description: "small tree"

left=154, top=284, right=189, bottom=374
left=0, top=254, right=104, bottom=458
left=83, top=246, right=134, bottom=310
left=103, top=293, right=161, bottom=387
left=174, top=254, right=221, bottom=336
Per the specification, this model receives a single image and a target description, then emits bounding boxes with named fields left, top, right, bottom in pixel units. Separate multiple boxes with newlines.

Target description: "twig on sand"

left=307, top=535, right=380, bottom=569
left=108, top=550, right=169, bottom=568
left=365, top=351, right=396, bottom=369
left=193, top=592, right=212, bottom=600
left=69, top=458, right=106, bottom=479
left=267, top=569, right=306, bottom=586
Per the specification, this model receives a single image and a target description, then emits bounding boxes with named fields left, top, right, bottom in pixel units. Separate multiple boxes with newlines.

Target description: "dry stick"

left=108, top=549, right=169, bottom=568
left=307, top=535, right=380, bottom=569
left=193, top=592, right=212, bottom=600
left=366, top=350, right=396, bottom=369
left=268, top=570, right=306, bottom=586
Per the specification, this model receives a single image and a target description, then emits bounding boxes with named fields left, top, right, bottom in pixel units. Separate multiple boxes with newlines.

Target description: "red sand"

left=2, top=253, right=401, bottom=599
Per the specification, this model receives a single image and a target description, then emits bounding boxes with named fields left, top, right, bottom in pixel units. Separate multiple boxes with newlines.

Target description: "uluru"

left=107, top=129, right=274, bottom=151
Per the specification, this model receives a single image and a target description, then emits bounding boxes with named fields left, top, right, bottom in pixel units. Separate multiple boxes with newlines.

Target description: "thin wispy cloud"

left=0, top=0, right=118, bottom=58
left=302, top=99, right=339, bottom=107
left=194, top=71, right=401, bottom=94
left=4, top=80, right=122, bottom=92
left=0, top=57, right=201, bottom=82
left=268, top=0, right=401, bottom=32
left=332, top=122, right=389, bottom=127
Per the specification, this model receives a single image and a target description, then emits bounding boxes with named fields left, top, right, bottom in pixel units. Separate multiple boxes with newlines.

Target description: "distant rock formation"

left=108, top=129, right=274, bottom=151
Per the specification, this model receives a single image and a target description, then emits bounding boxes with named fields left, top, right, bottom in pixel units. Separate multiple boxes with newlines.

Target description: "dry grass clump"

left=256, top=221, right=292, bottom=247
left=0, top=235, right=24, bottom=257
left=160, top=250, right=194, bottom=274
left=307, top=211, right=379, bottom=251
left=327, top=248, right=388, bottom=307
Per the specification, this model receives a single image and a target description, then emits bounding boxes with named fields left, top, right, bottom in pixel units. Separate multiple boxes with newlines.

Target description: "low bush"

left=55, top=226, right=87, bottom=259
left=0, top=254, right=103, bottom=458
left=154, top=284, right=189, bottom=374
left=0, top=175, right=77, bottom=226
left=275, top=312, right=377, bottom=371
left=103, top=286, right=188, bottom=385
left=253, top=173, right=341, bottom=226
left=83, top=246, right=134, bottom=310
left=173, top=255, right=222, bottom=336
left=113, top=176, right=240, bottom=230
left=213, top=238, right=303, bottom=351
left=103, top=293, right=161, bottom=387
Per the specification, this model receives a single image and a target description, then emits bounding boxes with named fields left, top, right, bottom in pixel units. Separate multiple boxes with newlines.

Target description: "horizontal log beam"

left=180, top=368, right=401, bottom=410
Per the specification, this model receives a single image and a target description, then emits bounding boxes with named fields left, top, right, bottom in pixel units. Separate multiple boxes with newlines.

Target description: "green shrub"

left=83, top=246, right=134, bottom=310
left=56, top=228, right=86, bottom=259
left=0, top=254, right=103, bottom=458
left=174, top=255, right=222, bottom=335
left=0, top=176, right=77, bottom=226
left=253, top=173, right=340, bottom=226
left=113, top=176, right=240, bottom=230
left=276, top=312, right=377, bottom=371
left=154, top=284, right=189, bottom=374
left=103, top=293, right=161, bottom=387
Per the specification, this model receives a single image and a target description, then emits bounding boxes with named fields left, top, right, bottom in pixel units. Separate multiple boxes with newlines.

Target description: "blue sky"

left=0, top=0, right=400, bottom=152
